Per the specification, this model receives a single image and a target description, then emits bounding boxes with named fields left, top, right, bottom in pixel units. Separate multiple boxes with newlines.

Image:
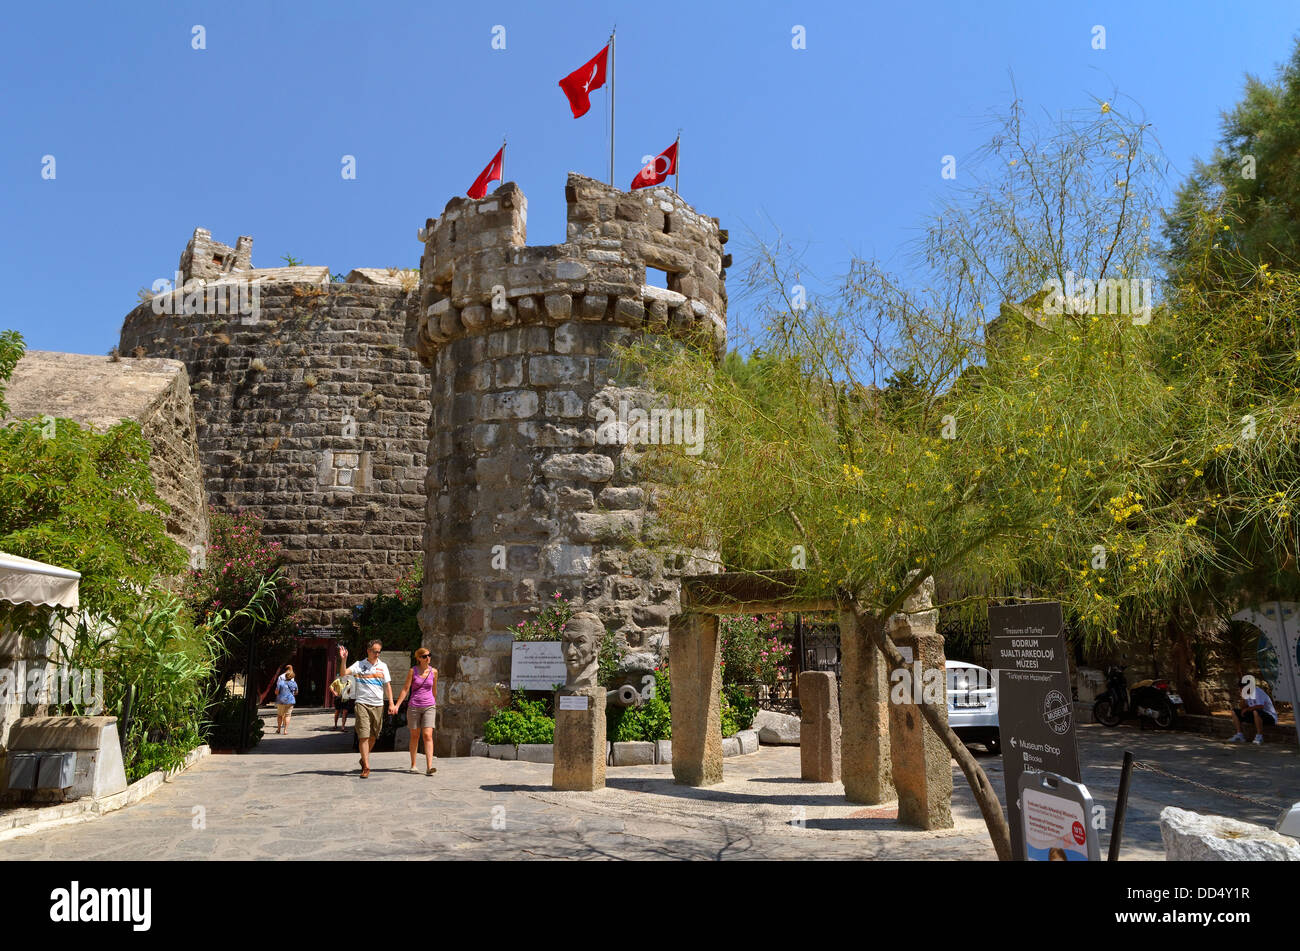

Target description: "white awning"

left=0, top=551, right=81, bottom=610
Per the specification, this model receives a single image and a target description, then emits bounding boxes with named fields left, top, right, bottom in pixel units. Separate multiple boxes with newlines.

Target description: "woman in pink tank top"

left=396, top=648, right=438, bottom=774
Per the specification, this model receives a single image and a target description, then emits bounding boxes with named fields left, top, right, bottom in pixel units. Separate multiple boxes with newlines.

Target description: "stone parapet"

left=412, top=174, right=728, bottom=364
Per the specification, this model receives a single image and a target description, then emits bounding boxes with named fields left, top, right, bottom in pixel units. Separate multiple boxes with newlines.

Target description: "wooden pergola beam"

left=679, top=570, right=838, bottom=615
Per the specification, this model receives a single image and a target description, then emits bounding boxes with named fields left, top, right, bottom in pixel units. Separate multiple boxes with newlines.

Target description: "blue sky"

left=1, top=0, right=1296, bottom=355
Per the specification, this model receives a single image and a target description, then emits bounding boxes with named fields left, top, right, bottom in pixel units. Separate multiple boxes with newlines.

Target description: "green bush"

left=187, top=508, right=303, bottom=694
left=341, top=561, right=422, bottom=655
left=482, top=689, right=555, bottom=745
left=607, top=666, right=671, bottom=741
left=720, top=615, right=791, bottom=686
left=203, top=693, right=264, bottom=752
left=54, top=576, right=279, bottom=774
left=0, top=341, right=188, bottom=627
left=598, top=628, right=624, bottom=688
left=720, top=683, right=757, bottom=738
left=132, top=730, right=202, bottom=782
left=512, top=592, right=573, bottom=641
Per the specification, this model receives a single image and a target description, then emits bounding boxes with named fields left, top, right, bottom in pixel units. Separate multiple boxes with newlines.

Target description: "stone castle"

left=120, top=233, right=431, bottom=629
left=117, top=173, right=728, bottom=753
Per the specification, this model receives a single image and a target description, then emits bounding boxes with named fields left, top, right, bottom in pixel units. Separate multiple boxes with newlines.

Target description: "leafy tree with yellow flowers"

left=620, top=93, right=1300, bottom=860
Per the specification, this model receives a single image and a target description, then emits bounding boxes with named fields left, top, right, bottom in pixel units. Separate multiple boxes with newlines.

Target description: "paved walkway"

left=0, top=710, right=1293, bottom=860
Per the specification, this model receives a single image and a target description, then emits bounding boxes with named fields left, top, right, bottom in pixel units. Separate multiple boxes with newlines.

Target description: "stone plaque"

left=510, top=641, right=567, bottom=690
left=558, top=694, right=589, bottom=711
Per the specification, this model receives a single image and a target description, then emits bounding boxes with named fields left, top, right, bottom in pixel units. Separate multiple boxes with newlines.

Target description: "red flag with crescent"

left=630, top=140, right=678, bottom=191
left=558, top=44, right=609, bottom=118
left=467, top=146, right=504, bottom=199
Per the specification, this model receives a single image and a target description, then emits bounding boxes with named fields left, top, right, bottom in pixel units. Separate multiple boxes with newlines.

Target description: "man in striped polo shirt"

left=338, top=640, right=396, bottom=778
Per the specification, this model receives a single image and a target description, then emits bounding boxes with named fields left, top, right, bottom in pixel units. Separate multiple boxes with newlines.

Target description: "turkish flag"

left=558, top=44, right=609, bottom=118
left=467, top=146, right=504, bottom=199
left=630, top=141, right=678, bottom=191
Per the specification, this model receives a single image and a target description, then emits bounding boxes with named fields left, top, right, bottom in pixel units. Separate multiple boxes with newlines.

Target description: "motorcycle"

left=1093, top=665, right=1183, bottom=729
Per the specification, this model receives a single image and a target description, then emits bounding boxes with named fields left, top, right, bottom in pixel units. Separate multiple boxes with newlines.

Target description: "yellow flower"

left=1100, top=102, right=1111, bottom=113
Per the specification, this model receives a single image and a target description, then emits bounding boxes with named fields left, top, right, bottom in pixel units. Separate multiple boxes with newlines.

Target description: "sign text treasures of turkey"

left=988, top=602, right=1083, bottom=861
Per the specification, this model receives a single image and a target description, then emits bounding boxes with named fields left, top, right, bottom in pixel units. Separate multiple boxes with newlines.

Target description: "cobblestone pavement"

left=0, top=710, right=1293, bottom=860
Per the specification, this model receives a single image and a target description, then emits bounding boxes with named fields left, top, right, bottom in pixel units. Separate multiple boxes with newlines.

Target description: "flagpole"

left=502, top=136, right=507, bottom=184
left=675, top=130, right=681, bottom=195
left=609, top=28, right=616, bottom=187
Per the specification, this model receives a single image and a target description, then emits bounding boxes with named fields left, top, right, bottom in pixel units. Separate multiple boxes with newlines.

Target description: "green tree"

left=1165, top=37, right=1300, bottom=288
left=0, top=332, right=187, bottom=627
left=0, top=329, right=22, bottom=419
left=186, top=508, right=302, bottom=695
left=620, top=95, right=1234, bottom=861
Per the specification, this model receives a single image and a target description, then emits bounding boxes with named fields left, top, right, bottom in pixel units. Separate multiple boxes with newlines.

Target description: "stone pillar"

left=798, top=671, right=840, bottom=782
left=669, top=612, right=723, bottom=786
left=838, top=610, right=892, bottom=803
left=886, top=578, right=953, bottom=829
left=552, top=685, right=606, bottom=791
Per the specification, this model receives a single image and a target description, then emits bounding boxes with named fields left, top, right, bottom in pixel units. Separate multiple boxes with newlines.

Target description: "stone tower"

left=119, top=236, right=431, bottom=627
left=410, top=173, right=727, bottom=755
left=179, top=228, right=253, bottom=282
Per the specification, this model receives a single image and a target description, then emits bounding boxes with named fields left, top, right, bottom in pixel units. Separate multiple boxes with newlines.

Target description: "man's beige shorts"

left=276, top=703, right=294, bottom=717
left=354, top=702, right=384, bottom=738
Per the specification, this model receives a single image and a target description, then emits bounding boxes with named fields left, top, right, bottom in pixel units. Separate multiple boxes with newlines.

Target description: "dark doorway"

left=297, top=646, right=329, bottom=706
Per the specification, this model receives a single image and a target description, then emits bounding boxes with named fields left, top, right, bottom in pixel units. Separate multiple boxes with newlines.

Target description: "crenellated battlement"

left=413, top=173, right=728, bottom=363
left=179, top=227, right=254, bottom=284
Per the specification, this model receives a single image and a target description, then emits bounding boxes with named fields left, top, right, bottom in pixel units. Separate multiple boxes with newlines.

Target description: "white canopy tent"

left=0, top=551, right=80, bottom=610
left=0, top=552, right=81, bottom=748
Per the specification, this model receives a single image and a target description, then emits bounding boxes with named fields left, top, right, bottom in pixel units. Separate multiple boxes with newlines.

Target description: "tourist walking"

left=395, top=648, right=438, bottom=774
left=337, top=641, right=395, bottom=778
left=329, top=668, right=355, bottom=731
left=275, top=665, right=298, bottom=734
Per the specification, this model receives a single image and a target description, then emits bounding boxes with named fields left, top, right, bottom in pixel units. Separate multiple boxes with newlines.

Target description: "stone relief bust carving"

left=562, top=612, right=604, bottom=690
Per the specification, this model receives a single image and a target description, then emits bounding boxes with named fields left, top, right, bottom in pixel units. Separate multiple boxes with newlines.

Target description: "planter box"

left=611, top=741, right=655, bottom=766
left=516, top=744, right=554, bottom=763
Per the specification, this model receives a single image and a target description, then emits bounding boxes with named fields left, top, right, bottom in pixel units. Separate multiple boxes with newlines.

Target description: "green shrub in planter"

left=132, top=729, right=201, bottom=782
left=607, top=667, right=672, bottom=742
left=482, top=690, right=555, bottom=745
left=720, top=684, right=757, bottom=738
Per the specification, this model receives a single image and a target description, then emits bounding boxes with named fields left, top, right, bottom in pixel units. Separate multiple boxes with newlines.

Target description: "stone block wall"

left=119, top=279, right=431, bottom=627
left=410, top=174, right=726, bottom=755
left=139, top=364, right=210, bottom=566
